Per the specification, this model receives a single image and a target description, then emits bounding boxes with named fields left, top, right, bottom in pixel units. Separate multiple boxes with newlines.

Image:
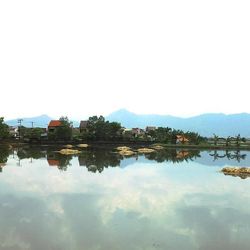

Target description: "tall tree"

left=213, top=134, right=219, bottom=146
left=234, top=134, right=242, bottom=147
left=54, top=117, right=73, bottom=140
left=85, top=116, right=121, bottom=141
left=0, top=117, right=9, bottom=139
left=225, top=136, right=231, bottom=147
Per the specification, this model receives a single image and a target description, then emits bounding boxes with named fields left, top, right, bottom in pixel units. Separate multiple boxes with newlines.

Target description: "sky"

left=0, top=0, right=250, bottom=120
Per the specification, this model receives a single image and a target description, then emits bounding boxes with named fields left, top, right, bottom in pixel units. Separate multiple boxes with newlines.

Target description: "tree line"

left=0, top=115, right=247, bottom=146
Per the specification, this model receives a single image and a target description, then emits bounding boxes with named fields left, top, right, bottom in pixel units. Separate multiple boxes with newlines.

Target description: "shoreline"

left=1, top=140, right=250, bottom=151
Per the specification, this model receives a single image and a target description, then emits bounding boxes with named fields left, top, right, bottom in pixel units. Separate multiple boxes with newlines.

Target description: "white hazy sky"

left=0, top=0, right=250, bottom=120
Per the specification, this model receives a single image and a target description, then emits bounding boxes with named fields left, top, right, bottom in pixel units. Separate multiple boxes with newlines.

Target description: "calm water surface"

left=0, top=146, right=250, bottom=250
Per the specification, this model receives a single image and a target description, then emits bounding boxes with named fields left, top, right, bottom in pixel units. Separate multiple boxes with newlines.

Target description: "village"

left=7, top=116, right=192, bottom=144
left=2, top=115, right=249, bottom=148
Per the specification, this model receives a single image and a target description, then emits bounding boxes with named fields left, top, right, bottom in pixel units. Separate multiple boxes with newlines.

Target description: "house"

left=176, top=135, right=189, bottom=144
left=122, top=128, right=134, bottom=138
left=8, top=126, right=19, bottom=138
left=146, top=126, right=157, bottom=133
left=79, top=120, right=89, bottom=133
left=48, top=120, right=62, bottom=133
left=132, top=128, right=145, bottom=136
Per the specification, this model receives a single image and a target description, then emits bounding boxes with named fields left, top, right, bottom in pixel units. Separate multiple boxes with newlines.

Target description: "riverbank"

left=0, top=139, right=250, bottom=150
left=1, top=140, right=250, bottom=150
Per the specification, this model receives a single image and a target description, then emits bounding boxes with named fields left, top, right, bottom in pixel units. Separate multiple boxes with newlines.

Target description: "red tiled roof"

left=48, top=120, right=62, bottom=127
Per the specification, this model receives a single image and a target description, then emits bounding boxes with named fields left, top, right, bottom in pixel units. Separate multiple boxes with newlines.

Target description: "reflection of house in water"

left=47, top=151, right=71, bottom=170
left=47, top=159, right=60, bottom=166
left=47, top=152, right=59, bottom=166
left=176, top=151, right=190, bottom=159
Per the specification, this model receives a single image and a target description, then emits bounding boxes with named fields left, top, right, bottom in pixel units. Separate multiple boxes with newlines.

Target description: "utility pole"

left=17, top=119, right=23, bottom=140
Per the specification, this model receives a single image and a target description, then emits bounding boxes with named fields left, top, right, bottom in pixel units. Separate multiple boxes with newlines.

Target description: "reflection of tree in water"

left=1, top=146, right=250, bottom=173
left=209, top=150, right=225, bottom=161
left=0, top=145, right=11, bottom=172
left=144, top=149, right=201, bottom=163
left=209, top=150, right=247, bottom=162
left=78, top=149, right=121, bottom=173
left=230, top=150, right=246, bottom=162
left=16, top=147, right=46, bottom=160
left=0, top=145, right=10, bottom=164
left=47, top=150, right=72, bottom=171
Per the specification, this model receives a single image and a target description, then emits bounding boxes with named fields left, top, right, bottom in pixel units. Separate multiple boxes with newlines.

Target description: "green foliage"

left=225, top=136, right=231, bottom=147
left=82, top=116, right=122, bottom=141
left=48, top=116, right=73, bottom=141
left=213, top=134, right=219, bottom=146
left=0, top=145, right=10, bottom=163
left=146, top=127, right=205, bottom=145
left=234, top=134, right=242, bottom=147
left=185, top=131, right=206, bottom=145
left=57, top=117, right=72, bottom=140
left=154, top=127, right=172, bottom=143
left=24, top=128, right=45, bottom=140
left=0, top=117, right=10, bottom=139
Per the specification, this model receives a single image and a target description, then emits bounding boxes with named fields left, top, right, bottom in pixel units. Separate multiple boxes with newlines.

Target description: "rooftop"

left=48, top=120, right=62, bottom=127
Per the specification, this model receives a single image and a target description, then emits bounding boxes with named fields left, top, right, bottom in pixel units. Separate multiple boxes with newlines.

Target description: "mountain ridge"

left=106, top=109, right=250, bottom=137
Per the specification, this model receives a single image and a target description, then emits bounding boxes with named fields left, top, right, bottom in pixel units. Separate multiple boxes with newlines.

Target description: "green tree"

left=213, top=134, right=219, bottom=146
left=48, top=117, right=73, bottom=141
left=84, top=116, right=121, bottom=141
left=0, top=145, right=10, bottom=164
left=24, top=127, right=45, bottom=140
left=0, top=117, right=9, bottom=139
left=185, top=131, right=205, bottom=145
left=225, top=136, right=231, bottom=147
left=155, top=127, right=172, bottom=143
left=56, top=117, right=73, bottom=140
left=234, top=134, right=242, bottom=147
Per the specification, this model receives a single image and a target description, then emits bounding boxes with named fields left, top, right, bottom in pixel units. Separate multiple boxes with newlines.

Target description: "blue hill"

left=106, top=109, right=250, bottom=137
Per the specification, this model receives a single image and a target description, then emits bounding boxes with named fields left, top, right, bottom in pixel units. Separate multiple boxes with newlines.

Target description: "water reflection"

left=209, top=150, right=247, bottom=162
left=0, top=145, right=250, bottom=249
left=1, top=145, right=250, bottom=173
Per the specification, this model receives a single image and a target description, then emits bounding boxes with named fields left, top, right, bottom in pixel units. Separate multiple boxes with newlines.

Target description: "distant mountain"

left=6, top=115, right=79, bottom=128
left=106, top=109, right=250, bottom=137
left=6, top=115, right=53, bottom=128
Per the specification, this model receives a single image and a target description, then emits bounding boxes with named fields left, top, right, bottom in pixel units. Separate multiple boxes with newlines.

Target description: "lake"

left=0, top=145, right=250, bottom=250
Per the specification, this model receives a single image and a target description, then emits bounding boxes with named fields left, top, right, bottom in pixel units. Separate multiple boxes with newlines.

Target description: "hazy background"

left=0, top=0, right=250, bottom=120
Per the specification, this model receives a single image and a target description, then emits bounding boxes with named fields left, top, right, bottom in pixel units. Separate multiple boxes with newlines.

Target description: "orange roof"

left=48, top=120, right=62, bottom=127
